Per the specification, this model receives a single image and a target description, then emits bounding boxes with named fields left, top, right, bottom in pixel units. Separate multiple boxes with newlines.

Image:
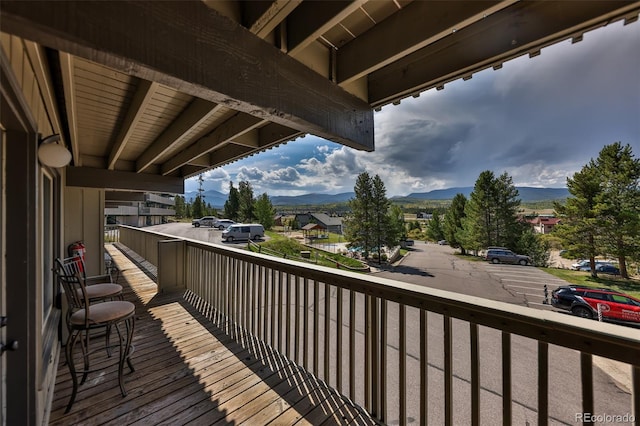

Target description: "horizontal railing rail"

left=119, top=226, right=639, bottom=425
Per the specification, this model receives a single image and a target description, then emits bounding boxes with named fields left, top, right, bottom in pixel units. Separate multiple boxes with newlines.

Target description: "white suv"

left=213, top=219, right=235, bottom=230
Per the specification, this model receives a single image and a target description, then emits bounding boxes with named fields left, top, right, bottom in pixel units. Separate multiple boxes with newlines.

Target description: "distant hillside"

left=403, top=186, right=569, bottom=202
left=183, top=187, right=569, bottom=208
left=270, top=192, right=354, bottom=206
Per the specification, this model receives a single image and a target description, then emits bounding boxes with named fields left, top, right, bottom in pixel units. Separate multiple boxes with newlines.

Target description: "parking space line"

left=507, top=284, right=544, bottom=290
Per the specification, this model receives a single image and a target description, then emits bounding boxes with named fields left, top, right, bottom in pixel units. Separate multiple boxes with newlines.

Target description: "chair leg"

left=80, top=329, right=91, bottom=384
left=117, top=315, right=135, bottom=397
left=64, top=330, right=81, bottom=414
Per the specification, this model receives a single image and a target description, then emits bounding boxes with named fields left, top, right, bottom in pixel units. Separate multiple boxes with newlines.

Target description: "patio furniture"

left=56, top=258, right=136, bottom=413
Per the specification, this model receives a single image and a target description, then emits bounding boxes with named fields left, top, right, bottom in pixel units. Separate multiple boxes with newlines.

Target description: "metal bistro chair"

left=56, top=259, right=136, bottom=413
left=56, top=256, right=124, bottom=357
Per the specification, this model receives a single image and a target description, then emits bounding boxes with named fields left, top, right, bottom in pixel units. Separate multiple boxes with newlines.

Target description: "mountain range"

left=184, top=186, right=569, bottom=208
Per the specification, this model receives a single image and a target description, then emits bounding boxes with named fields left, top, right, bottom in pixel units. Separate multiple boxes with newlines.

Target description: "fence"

left=119, top=225, right=639, bottom=425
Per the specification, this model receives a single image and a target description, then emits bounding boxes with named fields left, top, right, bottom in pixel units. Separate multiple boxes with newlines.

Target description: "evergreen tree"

left=554, top=162, right=602, bottom=277
left=592, top=142, right=640, bottom=278
left=254, top=193, right=275, bottom=230
left=389, top=205, right=407, bottom=241
left=223, top=181, right=240, bottom=221
left=443, top=193, right=467, bottom=254
left=174, top=195, right=185, bottom=218
left=494, top=172, right=522, bottom=249
left=192, top=195, right=204, bottom=218
left=344, top=172, right=374, bottom=258
left=462, top=171, right=497, bottom=250
left=238, top=181, right=255, bottom=222
left=462, top=171, right=521, bottom=250
left=426, top=214, right=445, bottom=242
left=371, top=175, right=394, bottom=262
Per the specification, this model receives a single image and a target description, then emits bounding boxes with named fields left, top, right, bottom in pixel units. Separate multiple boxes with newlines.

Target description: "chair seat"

left=69, top=301, right=135, bottom=326
left=81, top=283, right=123, bottom=301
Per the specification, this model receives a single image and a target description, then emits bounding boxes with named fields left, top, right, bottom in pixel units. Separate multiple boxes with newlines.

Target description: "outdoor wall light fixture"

left=38, top=134, right=72, bottom=168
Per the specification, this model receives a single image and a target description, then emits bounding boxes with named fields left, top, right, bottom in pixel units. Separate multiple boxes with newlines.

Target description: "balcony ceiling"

left=2, top=1, right=639, bottom=193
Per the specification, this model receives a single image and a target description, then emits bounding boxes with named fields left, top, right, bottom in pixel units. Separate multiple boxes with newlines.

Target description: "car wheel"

left=572, top=306, right=593, bottom=319
left=253, top=235, right=261, bottom=240
left=519, top=259, right=527, bottom=266
left=491, top=258, right=500, bottom=264
left=227, top=236, right=234, bottom=242
left=194, top=223, right=200, bottom=228
left=218, top=225, right=225, bottom=230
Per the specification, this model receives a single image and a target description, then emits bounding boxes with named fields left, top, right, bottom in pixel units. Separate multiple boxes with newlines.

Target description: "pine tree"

left=371, top=175, right=393, bottom=262
left=174, top=195, right=185, bottom=218
left=238, top=181, right=255, bottom=222
left=192, top=195, right=204, bottom=218
left=344, top=172, right=374, bottom=258
left=223, top=181, right=240, bottom=221
left=462, top=171, right=521, bottom=250
left=254, top=193, right=275, bottom=230
left=426, top=214, right=445, bottom=242
left=443, top=193, right=467, bottom=254
left=554, top=161, right=602, bottom=277
left=592, top=142, right=640, bottom=278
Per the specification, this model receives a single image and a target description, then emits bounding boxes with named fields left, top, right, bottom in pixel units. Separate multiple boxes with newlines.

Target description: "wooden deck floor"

left=48, top=244, right=376, bottom=425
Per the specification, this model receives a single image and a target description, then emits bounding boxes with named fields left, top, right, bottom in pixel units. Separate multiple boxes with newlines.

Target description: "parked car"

left=213, top=219, right=235, bottom=230
left=551, top=286, right=640, bottom=323
left=222, top=223, right=264, bottom=242
left=191, top=216, right=216, bottom=227
left=484, top=249, right=531, bottom=266
left=594, top=264, right=620, bottom=275
left=437, top=240, right=448, bottom=245
left=570, top=259, right=612, bottom=271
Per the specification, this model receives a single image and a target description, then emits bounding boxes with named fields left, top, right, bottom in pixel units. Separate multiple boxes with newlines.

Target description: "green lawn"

left=541, top=268, right=640, bottom=298
left=251, top=231, right=367, bottom=271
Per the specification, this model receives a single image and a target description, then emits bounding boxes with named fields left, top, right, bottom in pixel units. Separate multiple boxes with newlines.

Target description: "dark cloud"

left=187, top=21, right=639, bottom=196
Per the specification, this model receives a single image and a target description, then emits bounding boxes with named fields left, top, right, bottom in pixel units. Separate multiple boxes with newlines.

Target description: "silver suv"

left=191, top=216, right=216, bottom=227
left=484, top=249, right=531, bottom=266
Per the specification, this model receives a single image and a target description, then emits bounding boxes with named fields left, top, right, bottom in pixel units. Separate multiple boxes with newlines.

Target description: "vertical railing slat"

left=470, top=322, right=479, bottom=426
left=295, top=275, right=301, bottom=365
left=580, top=352, right=594, bottom=422
left=399, top=303, right=406, bottom=426
left=314, top=280, right=319, bottom=376
left=325, top=282, right=331, bottom=382
left=632, top=365, right=640, bottom=421
left=365, top=294, right=371, bottom=412
left=538, top=341, right=549, bottom=426
left=286, top=273, right=291, bottom=358
left=502, top=331, right=512, bottom=426
left=444, top=314, right=452, bottom=426
left=420, top=309, right=428, bottom=426
left=337, top=286, right=343, bottom=393
left=349, top=290, right=356, bottom=402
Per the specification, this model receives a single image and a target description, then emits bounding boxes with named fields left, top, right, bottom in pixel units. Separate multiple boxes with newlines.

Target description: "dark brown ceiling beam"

left=136, top=98, right=221, bottom=173
left=368, top=0, right=640, bottom=106
left=66, top=166, right=184, bottom=194
left=1, top=0, right=374, bottom=152
left=286, top=1, right=365, bottom=56
left=337, top=1, right=516, bottom=85
left=161, top=113, right=266, bottom=175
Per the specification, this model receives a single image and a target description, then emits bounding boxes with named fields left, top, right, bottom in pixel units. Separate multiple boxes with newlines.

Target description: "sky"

left=186, top=20, right=640, bottom=198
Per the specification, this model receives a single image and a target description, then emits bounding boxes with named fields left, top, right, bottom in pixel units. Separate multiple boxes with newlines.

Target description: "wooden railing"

left=119, top=226, right=640, bottom=425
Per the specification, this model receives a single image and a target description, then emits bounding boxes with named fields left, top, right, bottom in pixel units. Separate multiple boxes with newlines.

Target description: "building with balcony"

left=105, top=191, right=176, bottom=227
left=1, top=2, right=639, bottom=425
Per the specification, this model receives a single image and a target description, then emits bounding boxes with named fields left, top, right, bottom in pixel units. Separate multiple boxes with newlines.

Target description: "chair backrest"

left=55, top=257, right=90, bottom=313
